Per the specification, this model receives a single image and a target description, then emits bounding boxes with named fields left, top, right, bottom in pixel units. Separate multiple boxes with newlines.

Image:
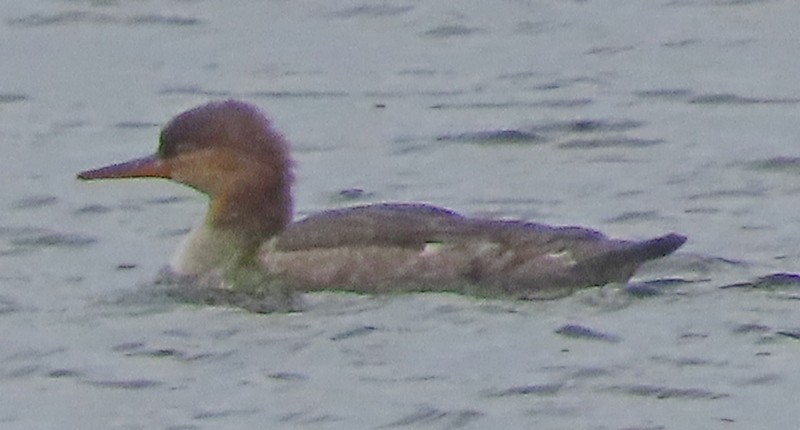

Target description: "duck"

left=78, top=100, right=686, bottom=309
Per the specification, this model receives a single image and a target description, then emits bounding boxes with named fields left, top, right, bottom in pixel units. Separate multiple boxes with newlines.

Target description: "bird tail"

left=575, top=233, right=687, bottom=285
left=622, top=233, right=687, bottom=262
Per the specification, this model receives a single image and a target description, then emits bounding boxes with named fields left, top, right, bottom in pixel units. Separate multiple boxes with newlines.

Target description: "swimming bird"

left=78, top=100, right=686, bottom=309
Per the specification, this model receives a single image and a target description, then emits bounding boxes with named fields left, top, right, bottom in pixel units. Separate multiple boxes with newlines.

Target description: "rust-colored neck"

left=170, top=168, right=293, bottom=278
left=207, top=170, right=293, bottom=247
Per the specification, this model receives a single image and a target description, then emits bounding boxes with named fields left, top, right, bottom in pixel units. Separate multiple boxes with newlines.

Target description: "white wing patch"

left=420, top=241, right=445, bottom=256
left=546, top=250, right=577, bottom=266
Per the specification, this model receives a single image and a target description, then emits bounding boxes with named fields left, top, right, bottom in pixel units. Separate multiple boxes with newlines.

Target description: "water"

left=2, top=0, right=800, bottom=428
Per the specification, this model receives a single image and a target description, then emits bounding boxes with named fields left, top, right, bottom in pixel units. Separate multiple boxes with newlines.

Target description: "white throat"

left=169, top=218, right=249, bottom=276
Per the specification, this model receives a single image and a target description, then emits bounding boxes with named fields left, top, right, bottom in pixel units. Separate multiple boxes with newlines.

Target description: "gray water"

left=2, top=0, right=800, bottom=428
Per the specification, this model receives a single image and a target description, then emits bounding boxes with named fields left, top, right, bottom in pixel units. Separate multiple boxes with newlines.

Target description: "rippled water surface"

left=2, top=0, right=800, bottom=428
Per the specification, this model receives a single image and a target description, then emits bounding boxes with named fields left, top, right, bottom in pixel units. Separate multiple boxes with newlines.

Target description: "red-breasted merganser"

left=78, top=100, right=686, bottom=307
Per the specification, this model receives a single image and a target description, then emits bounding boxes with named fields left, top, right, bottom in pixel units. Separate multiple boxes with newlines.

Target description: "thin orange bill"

left=77, top=154, right=171, bottom=180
